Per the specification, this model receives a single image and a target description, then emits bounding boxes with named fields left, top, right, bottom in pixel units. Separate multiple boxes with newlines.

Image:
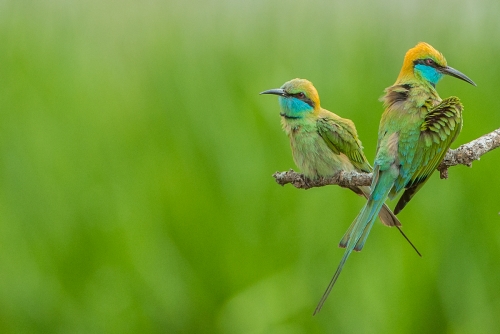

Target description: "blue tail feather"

left=315, top=199, right=381, bottom=314
left=314, top=170, right=395, bottom=314
left=353, top=199, right=387, bottom=251
left=313, top=247, right=353, bottom=315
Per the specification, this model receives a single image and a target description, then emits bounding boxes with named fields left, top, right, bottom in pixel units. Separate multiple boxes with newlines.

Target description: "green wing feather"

left=394, top=97, right=463, bottom=214
left=317, top=113, right=416, bottom=232
left=316, top=116, right=372, bottom=173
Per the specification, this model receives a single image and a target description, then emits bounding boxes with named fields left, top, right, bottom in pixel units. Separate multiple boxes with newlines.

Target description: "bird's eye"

left=425, top=58, right=435, bottom=66
left=296, top=92, right=305, bottom=99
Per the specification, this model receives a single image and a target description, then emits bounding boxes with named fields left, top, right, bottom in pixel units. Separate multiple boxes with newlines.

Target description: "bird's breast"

left=283, top=121, right=356, bottom=178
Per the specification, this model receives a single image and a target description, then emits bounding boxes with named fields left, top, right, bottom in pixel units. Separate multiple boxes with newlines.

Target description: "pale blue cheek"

left=278, top=97, right=313, bottom=117
left=415, top=64, right=443, bottom=86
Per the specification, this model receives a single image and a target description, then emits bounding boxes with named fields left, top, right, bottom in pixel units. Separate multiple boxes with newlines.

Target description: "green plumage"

left=283, top=108, right=371, bottom=177
left=312, top=42, right=475, bottom=314
left=383, top=87, right=464, bottom=213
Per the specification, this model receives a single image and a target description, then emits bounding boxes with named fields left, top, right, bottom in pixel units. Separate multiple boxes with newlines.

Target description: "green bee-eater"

left=260, top=78, right=418, bottom=251
left=314, top=42, right=476, bottom=314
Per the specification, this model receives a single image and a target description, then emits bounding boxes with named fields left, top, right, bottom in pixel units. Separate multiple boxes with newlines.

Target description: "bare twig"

left=273, top=128, right=500, bottom=189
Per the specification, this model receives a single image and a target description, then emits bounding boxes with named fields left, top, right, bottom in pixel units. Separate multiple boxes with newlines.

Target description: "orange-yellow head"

left=396, top=42, right=476, bottom=87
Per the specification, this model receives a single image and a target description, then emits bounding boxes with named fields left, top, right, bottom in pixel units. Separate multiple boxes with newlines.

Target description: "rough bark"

left=273, top=128, right=500, bottom=189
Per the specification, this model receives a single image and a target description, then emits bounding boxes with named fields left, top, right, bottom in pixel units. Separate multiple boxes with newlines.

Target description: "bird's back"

left=282, top=108, right=367, bottom=178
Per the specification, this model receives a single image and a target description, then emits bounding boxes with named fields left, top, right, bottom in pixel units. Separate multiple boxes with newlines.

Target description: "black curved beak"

left=441, top=66, right=476, bottom=86
left=260, top=88, right=287, bottom=96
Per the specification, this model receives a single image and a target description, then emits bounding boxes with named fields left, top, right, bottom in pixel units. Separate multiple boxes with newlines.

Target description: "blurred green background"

left=1, top=0, right=500, bottom=332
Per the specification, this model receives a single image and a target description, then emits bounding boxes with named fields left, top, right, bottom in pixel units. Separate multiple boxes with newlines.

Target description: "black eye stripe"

left=283, top=91, right=315, bottom=108
left=413, top=58, right=441, bottom=69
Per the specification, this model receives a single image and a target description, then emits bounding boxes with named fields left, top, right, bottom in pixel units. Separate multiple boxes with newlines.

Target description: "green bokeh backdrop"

left=1, top=0, right=500, bottom=332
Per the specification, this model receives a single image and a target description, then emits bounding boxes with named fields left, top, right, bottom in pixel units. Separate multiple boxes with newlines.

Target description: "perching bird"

left=314, top=42, right=476, bottom=314
left=260, top=78, right=419, bottom=253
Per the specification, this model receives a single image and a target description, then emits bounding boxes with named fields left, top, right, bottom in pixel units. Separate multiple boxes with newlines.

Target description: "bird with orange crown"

left=314, top=42, right=476, bottom=314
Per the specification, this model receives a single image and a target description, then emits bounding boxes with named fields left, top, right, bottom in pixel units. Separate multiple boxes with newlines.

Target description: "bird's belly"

left=290, top=134, right=356, bottom=179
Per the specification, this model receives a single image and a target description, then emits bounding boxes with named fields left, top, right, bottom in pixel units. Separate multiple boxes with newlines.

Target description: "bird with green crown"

left=313, top=42, right=476, bottom=314
left=260, top=78, right=419, bottom=256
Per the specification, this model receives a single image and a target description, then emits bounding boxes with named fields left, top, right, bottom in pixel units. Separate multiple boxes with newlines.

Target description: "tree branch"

left=437, top=128, right=500, bottom=179
left=273, top=128, right=500, bottom=189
